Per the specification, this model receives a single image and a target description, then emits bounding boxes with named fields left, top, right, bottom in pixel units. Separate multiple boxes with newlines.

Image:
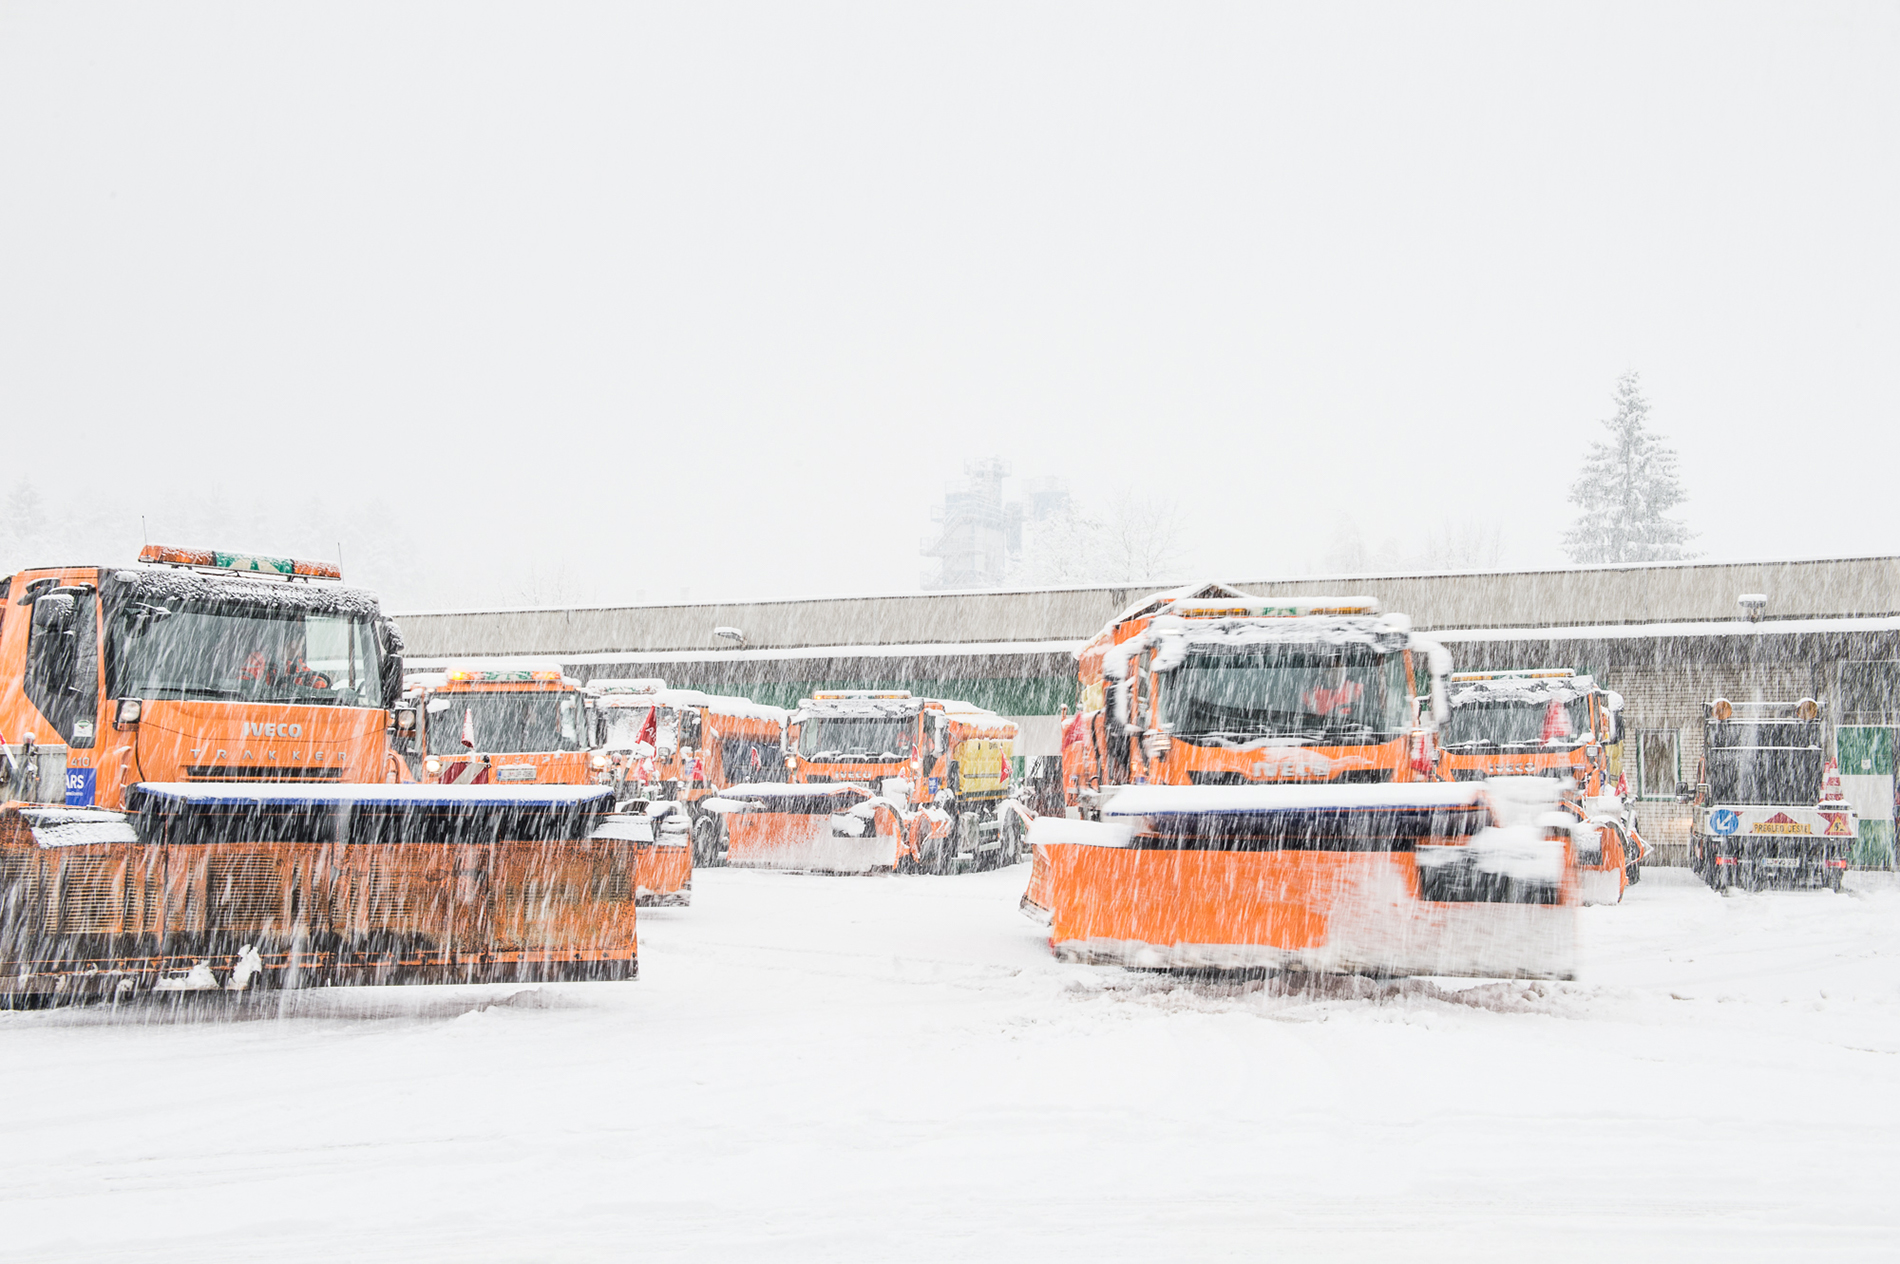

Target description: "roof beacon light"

left=1711, top=697, right=1734, bottom=721
left=446, top=669, right=564, bottom=684
left=139, top=544, right=342, bottom=580
left=1795, top=697, right=1821, bottom=721
left=591, top=678, right=668, bottom=695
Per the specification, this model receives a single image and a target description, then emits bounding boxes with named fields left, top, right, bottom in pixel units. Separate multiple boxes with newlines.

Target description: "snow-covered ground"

left=4, top=866, right=1897, bottom=1262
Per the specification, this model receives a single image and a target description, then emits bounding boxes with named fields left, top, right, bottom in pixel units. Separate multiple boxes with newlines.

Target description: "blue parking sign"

left=65, top=767, right=96, bottom=806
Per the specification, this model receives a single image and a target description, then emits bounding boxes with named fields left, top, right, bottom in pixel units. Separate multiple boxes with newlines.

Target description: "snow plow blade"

left=715, top=783, right=908, bottom=873
left=1023, top=784, right=1577, bottom=979
left=0, top=782, right=636, bottom=1003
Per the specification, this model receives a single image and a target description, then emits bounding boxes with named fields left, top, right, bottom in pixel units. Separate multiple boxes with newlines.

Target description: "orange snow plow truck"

left=406, top=664, right=608, bottom=788
left=1024, top=585, right=1578, bottom=977
left=1441, top=670, right=1648, bottom=903
left=403, top=665, right=688, bottom=906
left=589, top=678, right=787, bottom=866
left=0, top=546, right=638, bottom=1002
left=713, top=691, right=1022, bottom=873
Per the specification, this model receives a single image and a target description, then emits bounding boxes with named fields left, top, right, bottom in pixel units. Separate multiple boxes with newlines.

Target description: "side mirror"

left=377, top=620, right=406, bottom=711
left=1675, top=781, right=1691, bottom=802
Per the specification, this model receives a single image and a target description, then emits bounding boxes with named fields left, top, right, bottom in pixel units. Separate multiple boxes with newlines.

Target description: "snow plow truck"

left=406, top=663, right=609, bottom=788
left=1024, top=585, right=1578, bottom=977
left=402, top=666, right=689, bottom=907
left=712, top=691, right=1022, bottom=874
left=1686, top=698, right=1856, bottom=892
left=589, top=678, right=787, bottom=866
left=1442, top=669, right=1647, bottom=902
left=0, top=546, right=638, bottom=1002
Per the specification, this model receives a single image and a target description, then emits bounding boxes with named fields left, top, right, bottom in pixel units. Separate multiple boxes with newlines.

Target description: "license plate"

left=497, top=765, right=537, bottom=782
left=1757, top=857, right=1802, bottom=869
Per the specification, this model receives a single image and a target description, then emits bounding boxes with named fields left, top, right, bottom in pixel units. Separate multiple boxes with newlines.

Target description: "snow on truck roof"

left=1448, top=671, right=1601, bottom=707
left=592, top=688, right=786, bottom=721
left=110, top=565, right=384, bottom=619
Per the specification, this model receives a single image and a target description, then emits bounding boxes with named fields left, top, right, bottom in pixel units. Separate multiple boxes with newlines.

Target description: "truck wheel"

left=691, top=815, right=721, bottom=867
left=998, top=811, right=1024, bottom=867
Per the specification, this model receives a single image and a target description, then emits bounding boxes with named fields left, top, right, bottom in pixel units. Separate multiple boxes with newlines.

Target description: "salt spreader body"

left=1025, top=585, right=1579, bottom=977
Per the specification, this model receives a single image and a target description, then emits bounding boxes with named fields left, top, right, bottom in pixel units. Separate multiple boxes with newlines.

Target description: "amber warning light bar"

left=138, top=544, right=343, bottom=580
left=447, top=669, right=564, bottom=684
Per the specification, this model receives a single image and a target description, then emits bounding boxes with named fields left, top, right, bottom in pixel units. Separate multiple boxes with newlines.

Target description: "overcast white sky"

left=2, top=3, right=1896, bottom=610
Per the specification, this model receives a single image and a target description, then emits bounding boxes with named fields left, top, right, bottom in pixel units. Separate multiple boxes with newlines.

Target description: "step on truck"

left=1685, top=698, right=1857, bottom=892
left=1441, top=669, right=1647, bottom=903
left=1025, top=585, right=1578, bottom=977
left=0, top=546, right=638, bottom=1002
left=714, top=690, right=1022, bottom=874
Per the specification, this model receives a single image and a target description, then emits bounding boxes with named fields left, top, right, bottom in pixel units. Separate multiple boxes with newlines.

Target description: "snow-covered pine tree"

left=1561, top=372, right=1696, bottom=564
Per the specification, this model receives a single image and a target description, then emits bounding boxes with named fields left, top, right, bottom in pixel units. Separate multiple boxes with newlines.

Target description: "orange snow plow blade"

left=0, top=783, right=635, bottom=1002
left=589, top=812, right=693, bottom=906
left=715, top=784, right=907, bottom=873
left=1024, top=784, right=1577, bottom=978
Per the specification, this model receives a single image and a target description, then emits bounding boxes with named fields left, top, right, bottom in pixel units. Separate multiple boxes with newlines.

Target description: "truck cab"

left=407, top=664, right=605, bottom=787
left=1685, top=698, right=1856, bottom=891
left=1440, top=669, right=1625, bottom=793
left=0, top=545, right=409, bottom=809
left=1061, top=590, right=1451, bottom=817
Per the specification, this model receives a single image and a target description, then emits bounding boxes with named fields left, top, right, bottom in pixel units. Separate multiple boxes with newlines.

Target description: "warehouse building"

left=395, top=554, right=1900, bottom=864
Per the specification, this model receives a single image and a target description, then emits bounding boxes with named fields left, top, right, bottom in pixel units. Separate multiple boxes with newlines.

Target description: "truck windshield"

left=1443, top=697, right=1593, bottom=750
left=798, top=716, right=914, bottom=762
left=110, top=605, right=382, bottom=708
left=426, top=692, right=587, bottom=756
left=1167, top=646, right=1410, bottom=744
left=600, top=707, right=655, bottom=751
left=1707, top=720, right=1823, bottom=804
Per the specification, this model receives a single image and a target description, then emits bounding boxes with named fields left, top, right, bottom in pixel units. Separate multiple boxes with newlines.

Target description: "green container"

left=1837, top=726, right=1895, bottom=867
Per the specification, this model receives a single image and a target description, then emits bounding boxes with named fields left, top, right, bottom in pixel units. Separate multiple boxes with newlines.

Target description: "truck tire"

left=998, top=810, right=1024, bottom=867
left=691, top=814, right=721, bottom=867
